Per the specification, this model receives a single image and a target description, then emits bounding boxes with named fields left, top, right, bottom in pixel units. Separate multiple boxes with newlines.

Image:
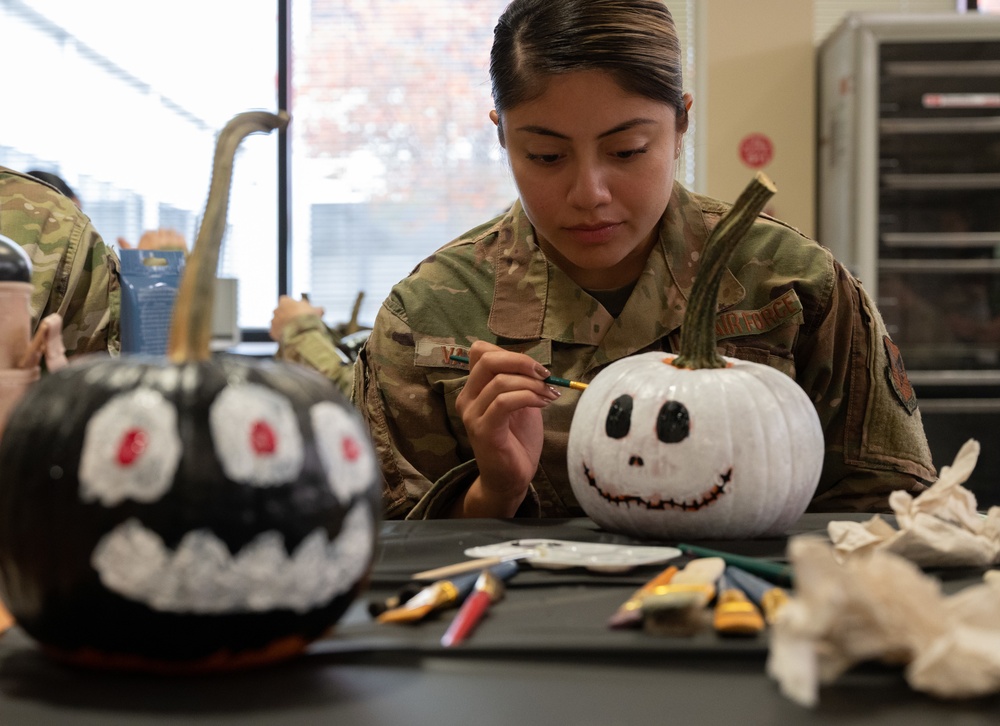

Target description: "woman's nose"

left=566, top=162, right=612, bottom=209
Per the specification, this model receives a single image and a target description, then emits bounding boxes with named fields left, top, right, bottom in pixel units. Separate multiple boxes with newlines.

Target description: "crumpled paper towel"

left=828, top=439, right=1000, bottom=567
left=766, top=535, right=1000, bottom=707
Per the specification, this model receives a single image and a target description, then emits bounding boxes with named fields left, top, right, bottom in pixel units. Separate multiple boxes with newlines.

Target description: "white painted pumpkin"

left=567, top=351, right=823, bottom=540
left=567, top=172, right=824, bottom=540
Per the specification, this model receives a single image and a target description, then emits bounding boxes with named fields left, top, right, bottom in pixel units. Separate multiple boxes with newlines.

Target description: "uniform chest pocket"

left=720, top=342, right=796, bottom=379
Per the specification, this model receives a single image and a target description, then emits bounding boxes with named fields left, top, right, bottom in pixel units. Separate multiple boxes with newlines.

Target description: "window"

left=0, top=0, right=278, bottom=331
left=12, top=1, right=955, bottom=337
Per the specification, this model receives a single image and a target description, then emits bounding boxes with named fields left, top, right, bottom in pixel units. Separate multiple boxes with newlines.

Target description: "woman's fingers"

left=461, top=341, right=550, bottom=397
left=454, top=341, right=559, bottom=496
left=457, top=368, right=558, bottom=427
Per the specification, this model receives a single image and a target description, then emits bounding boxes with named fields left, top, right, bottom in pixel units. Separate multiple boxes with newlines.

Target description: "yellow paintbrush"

left=712, top=571, right=765, bottom=636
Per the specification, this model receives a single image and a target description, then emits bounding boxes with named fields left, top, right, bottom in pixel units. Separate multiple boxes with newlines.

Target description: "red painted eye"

left=342, top=436, right=361, bottom=462
left=311, top=402, right=375, bottom=502
left=79, top=388, right=182, bottom=505
left=209, top=383, right=304, bottom=486
left=117, top=428, right=149, bottom=466
left=251, top=420, right=277, bottom=455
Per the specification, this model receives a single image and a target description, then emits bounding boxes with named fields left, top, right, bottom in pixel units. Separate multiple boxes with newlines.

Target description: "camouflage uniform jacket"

left=355, top=182, right=936, bottom=520
left=0, top=166, right=120, bottom=357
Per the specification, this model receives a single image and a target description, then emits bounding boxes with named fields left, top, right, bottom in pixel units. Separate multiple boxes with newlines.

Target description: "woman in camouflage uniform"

left=356, top=0, right=936, bottom=520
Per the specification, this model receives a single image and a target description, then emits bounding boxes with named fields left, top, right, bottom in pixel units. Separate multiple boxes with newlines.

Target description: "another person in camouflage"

left=270, top=294, right=355, bottom=397
left=355, top=0, right=936, bottom=520
left=0, top=166, right=120, bottom=357
left=25, top=170, right=81, bottom=208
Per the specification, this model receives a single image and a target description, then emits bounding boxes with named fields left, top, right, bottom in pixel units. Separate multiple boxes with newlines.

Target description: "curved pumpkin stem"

left=672, top=171, right=777, bottom=371
left=168, top=110, right=290, bottom=363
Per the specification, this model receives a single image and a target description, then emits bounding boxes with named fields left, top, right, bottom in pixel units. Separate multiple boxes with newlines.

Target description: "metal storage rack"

left=818, top=12, right=1000, bottom=504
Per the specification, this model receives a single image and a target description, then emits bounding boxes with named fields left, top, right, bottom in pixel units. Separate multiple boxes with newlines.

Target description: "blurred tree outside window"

left=288, top=0, right=516, bottom=327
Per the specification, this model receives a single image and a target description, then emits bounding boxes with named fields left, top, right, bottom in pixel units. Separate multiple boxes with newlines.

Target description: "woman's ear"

left=677, top=93, right=694, bottom=134
left=490, top=109, right=505, bottom=147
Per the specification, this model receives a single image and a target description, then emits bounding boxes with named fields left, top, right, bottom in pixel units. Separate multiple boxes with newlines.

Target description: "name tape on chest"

left=413, top=338, right=470, bottom=369
left=714, top=289, right=803, bottom=340
left=414, top=337, right=552, bottom=369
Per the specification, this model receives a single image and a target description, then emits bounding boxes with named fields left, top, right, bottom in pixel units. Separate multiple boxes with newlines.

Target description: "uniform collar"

left=488, top=185, right=745, bottom=354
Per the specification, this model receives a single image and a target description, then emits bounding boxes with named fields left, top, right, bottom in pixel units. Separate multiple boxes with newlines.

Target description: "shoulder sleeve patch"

left=412, top=335, right=552, bottom=369
left=883, top=335, right=918, bottom=414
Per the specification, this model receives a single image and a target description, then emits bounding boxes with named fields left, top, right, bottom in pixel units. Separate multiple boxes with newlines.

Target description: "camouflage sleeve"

left=2, top=172, right=121, bottom=358
left=797, top=260, right=936, bottom=512
left=353, top=302, right=473, bottom=519
left=54, top=220, right=121, bottom=358
left=402, top=460, right=541, bottom=519
left=277, top=314, right=354, bottom=399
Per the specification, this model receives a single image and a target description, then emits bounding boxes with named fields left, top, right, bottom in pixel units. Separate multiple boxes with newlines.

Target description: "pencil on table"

left=412, top=552, right=530, bottom=582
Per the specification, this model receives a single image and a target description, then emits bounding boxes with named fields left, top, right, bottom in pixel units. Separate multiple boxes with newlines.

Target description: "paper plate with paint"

left=464, top=539, right=681, bottom=573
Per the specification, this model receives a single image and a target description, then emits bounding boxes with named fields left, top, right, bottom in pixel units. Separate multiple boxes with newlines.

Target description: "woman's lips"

left=564, top=222, right=621, bottom=245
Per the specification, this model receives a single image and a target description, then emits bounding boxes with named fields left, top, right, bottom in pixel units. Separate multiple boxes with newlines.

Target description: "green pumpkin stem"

left=672, top=171, right=777, bottom=370
left=168, top=111, right=290, bottom=363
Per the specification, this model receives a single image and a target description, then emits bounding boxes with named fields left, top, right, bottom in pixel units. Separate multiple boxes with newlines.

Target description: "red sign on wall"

left=738, top=133, right=774, bottom=169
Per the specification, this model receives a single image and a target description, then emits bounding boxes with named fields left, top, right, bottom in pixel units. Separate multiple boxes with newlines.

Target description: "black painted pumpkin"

left=0, top=112, right=380, bottom=672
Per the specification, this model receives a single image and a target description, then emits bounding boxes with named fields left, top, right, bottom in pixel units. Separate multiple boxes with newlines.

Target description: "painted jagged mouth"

left=90, top=503, right=375, bottom=614
left=582, top=464, right=732, bottom=511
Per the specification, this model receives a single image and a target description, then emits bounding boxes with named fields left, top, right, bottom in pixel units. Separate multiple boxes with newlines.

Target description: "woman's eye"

left=526, top=152, right=561, bottom=164
left=614, top=147, right=648, bottom=160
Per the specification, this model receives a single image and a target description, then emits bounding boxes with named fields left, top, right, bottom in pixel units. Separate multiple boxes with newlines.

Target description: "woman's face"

left=496, top=70, right=689, bottom=290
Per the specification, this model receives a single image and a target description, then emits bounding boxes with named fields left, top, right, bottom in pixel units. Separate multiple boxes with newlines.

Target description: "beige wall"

left=696, top=0, right=815, bottom=237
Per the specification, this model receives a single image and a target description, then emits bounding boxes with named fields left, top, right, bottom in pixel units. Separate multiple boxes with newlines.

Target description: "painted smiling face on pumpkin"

left=80, top=380, right=374, bottom=615
left=567, top=351, right=823, bottom=540
left=0, top=356, right=380, bottom=668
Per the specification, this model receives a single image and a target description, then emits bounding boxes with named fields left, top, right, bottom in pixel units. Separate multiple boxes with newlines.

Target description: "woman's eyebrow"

left=514, top=118, right=659, bottom=140
left=597, top=118, right=658, bottom=138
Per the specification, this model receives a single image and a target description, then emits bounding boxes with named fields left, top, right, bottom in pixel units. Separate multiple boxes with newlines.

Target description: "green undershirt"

left=585, top=282, right=637, bottom=318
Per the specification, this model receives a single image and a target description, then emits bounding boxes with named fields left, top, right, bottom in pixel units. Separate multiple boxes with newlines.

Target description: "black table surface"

left=0, top=513, right=997, bottom=725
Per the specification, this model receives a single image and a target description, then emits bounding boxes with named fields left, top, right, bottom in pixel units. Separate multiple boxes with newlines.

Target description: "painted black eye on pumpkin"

left=657, top=400, right=690, bottom=444
left=310, top=401, right=377, bottom=502
left=605, top=394, right=633, bottom=439
left=79, top=388, right=183, bottom=505
left=209, top=383, right=304, bottom=486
